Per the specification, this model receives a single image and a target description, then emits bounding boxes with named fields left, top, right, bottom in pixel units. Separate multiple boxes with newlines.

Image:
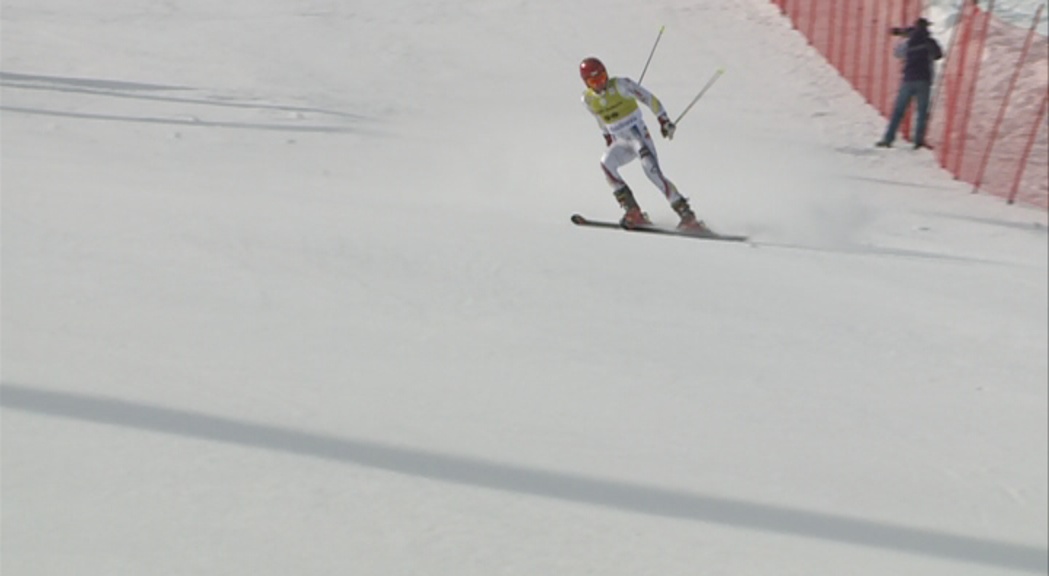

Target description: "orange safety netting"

left=932, top=2, right=1048, bottom=207
left=771, top=0, right=1048, bottom=209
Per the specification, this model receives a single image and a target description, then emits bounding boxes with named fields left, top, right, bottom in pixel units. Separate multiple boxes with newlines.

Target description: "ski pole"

left=673, top=68, right=725, bottom=126
left=637, top=25, right=666, bottom=85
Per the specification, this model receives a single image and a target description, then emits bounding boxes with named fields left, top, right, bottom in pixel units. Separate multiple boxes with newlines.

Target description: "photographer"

left=876, top=18, right=943, bottom=149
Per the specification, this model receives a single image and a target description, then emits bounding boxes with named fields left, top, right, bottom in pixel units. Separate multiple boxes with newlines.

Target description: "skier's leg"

left=636, top=137, right=705, bottom=230
left=601, top=144, right=649, bottom=226
left=638, top=146, right=684, bottom=204
left=600, top=143, right=638, bottom=190
left=634, top=127, right=684, bottom=204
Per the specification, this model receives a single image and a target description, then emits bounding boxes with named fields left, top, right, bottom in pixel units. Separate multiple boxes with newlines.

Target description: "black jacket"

left=898, top=28, right=943, bottom=83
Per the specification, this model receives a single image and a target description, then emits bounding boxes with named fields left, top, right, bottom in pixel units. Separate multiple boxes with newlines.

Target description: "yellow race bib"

left=584, top=79, right=639, bottom=125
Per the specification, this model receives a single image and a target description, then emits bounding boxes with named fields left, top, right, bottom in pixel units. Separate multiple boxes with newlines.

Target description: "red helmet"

left=580, top=57, right=608, bottom=91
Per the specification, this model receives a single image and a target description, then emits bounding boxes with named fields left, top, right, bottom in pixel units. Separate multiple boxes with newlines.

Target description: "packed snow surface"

left=3, top=1, right=1046, bottom=575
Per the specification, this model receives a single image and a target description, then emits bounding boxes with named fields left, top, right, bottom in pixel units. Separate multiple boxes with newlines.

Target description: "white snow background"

left=2, top=0, right=1047, bottom=574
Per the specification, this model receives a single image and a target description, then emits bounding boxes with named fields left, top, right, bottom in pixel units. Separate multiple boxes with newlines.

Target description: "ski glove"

left=659, top=116, right=676, bottom=140
left=603, top=132, right=613, bottom=146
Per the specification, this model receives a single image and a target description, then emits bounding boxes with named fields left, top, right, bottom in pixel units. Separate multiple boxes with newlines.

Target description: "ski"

left=571, top=214, right=748, bottom=243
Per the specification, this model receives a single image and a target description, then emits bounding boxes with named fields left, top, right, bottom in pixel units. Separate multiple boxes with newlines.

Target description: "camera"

left=891, top=18, right=930, bottom=36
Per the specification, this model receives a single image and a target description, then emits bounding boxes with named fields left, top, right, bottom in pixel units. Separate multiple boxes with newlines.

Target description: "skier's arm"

left=618, top=77, right=676, bottom=139
left=582, top=93, right=614, bottom=145
left=617, top=77, right=668, bottom=119
left=597, top=119, right=613, bottom=145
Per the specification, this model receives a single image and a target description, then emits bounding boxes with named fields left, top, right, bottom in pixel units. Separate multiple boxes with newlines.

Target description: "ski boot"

left=671, top=198, right=712, bottom=234
left=614, top=186, right=651, bottom=228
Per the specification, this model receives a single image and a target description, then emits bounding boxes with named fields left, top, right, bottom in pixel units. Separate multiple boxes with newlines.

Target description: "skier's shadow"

left=0, top=70, right=375, bottom=134
left=3, top=384, right=1046, bottom=574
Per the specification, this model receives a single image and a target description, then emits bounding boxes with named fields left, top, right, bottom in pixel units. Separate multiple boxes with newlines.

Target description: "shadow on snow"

left=0, top=70, right=376, bottom=134
left=2, top=383, right=1045, bottom=574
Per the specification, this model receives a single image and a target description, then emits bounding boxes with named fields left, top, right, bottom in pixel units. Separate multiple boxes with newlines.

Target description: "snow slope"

left=2, top=1, right=1047, bottom=575
left=926, top=0, right=1049, bottom=34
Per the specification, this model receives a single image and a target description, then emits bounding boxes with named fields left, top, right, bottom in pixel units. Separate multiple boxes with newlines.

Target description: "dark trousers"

left=881, top=80, right=932, bottom=145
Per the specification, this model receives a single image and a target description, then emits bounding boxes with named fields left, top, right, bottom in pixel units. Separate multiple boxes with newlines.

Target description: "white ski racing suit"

left=582, top=76, right=683, bottom=204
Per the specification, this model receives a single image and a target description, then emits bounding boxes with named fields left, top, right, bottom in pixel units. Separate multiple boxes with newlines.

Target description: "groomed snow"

left=3, top=1, right=1047, bottom=574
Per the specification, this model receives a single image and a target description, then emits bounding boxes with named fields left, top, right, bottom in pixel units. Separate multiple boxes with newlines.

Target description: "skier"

left=579, top=56, right=706, bottom=231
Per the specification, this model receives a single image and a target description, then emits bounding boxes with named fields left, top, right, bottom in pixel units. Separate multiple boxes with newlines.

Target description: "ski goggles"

left=584, top=69, right=608, bottom=90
